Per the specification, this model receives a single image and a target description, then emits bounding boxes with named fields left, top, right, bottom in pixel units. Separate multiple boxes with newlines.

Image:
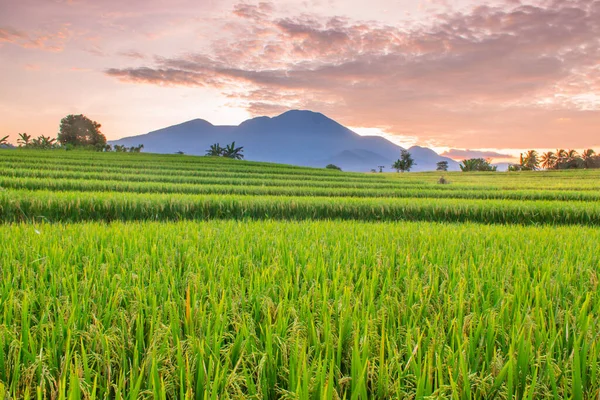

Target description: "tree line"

left=510, top=149, right=599, bottom=171
left=1, top=114, right=143, bottom=153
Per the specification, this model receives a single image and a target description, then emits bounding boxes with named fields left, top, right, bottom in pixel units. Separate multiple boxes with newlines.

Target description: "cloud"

left=233, top=2, right=274, bottom=20
left=118, top=50, right=147, bottom=59
left=0, top=27, right=26, bottom=43
left=104, top=0, right=600, bottom=148
left=0, top=25, right=72, bottom=51
left=441, top=149, right=514, bottom=160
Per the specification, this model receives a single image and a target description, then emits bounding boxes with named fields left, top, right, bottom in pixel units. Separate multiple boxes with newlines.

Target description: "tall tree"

left=582, top=149, right=596, bottom=169
left=58, top=114, right=106, bottom=148
left=555, top=149, right=568, bottom=165
left=392, top=149, right=415, bottom=172
left=555, top=149, right=583, bottom=169
left=436, top=161, right=449, bottom=171
left=520, top=150, right=539, bottom=170
left=567, top=149, right=579, bottom=160
left=582, top=149, right=595, bottom=159
left=540, top=151, right=556, bottom=170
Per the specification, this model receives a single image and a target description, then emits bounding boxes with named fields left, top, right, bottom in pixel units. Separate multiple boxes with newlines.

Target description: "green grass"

left=3, top=189, right=600, bottom=225
left=1, top=149, right=599, bottom=398
left=1, top=220, right=600, bottom=398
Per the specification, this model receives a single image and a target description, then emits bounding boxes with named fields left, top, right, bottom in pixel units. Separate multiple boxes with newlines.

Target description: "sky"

left=1, top=0, right=599, bottom=161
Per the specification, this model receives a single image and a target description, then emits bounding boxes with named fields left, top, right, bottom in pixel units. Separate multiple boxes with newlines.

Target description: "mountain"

left=111, top=110, right=459, bottom=172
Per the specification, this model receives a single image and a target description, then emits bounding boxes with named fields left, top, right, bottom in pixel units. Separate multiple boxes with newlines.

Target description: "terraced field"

left=1, top=149, right=599, bottom=399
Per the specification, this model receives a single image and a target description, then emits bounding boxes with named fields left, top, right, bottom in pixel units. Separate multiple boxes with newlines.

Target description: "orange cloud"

left=104, top=1, right=600, bottom=148
left=0, top=25, right=73, bottom=52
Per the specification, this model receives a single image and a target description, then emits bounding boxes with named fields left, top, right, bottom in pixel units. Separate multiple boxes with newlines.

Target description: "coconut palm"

left=582, top=149, right=595, bottom=159
left=540, top=151, right=556, bottom=169
left=523, top=150, right=540, bottom=171
left=0, top=135, right=8, bottom=146
left=582, top=149, right=596, bottom=169
left=567, top=149, right=579, bottom=160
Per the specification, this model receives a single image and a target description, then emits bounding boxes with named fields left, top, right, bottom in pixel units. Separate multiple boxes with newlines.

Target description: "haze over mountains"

left=111, top=110, right=459, bottom=172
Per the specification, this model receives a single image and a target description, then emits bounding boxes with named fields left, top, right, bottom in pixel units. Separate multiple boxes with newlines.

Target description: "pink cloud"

left=104, top=1, right=600, bottom=148
left=0, top=24, right=73, bottom=51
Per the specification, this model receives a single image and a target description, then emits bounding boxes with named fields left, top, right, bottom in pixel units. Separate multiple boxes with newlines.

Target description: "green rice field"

left=1, top=150, right=599, bottom=399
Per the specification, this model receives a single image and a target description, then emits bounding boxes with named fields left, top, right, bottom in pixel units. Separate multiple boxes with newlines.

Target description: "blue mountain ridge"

left=110, top=110, right=459, bottom=172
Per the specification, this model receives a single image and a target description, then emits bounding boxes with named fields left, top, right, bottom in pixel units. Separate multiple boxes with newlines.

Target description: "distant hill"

left=111, top=110, right=459, bottom=172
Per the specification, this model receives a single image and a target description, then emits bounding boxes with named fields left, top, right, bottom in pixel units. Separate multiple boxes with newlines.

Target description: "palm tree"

left=521, top=150, right=539, bottom=170
left=17, top=133, right=31, bottom=147
left=540, top=151, right=556, bottom=169
left=0, top=135, right=8, bottom=146
left=553, top=149, right=583, bottom=169
left=206, top=143, right=223, bottom=157
left=582, top=149, right=595, bottom=159
left=222, top=142, right=244, bottom=159
left=582, top=149, right=596, bottom=169
left=567, top=149, right=579, bottom=160
left=39, top=136, right=56, bottom=149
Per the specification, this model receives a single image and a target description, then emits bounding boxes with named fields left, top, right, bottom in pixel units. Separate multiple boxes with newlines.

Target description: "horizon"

left=1, top=0, right=599, bottom=161
left=109, top=109, right=596, bottom=163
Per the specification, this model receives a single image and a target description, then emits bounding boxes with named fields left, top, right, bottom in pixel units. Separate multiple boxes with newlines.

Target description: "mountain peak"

left=110, top=110, right=460, bottom=171
left=274, top=109, right=330, bottom=122
left=181, top=118, right=214, bottom=128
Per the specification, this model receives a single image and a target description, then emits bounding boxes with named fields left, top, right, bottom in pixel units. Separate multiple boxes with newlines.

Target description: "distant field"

left=1, top=149, right=599, bottom=398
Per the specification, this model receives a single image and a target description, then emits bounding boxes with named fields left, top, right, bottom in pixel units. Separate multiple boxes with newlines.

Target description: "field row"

left=1, top=153, right=368, bottom=178
left=1, top=220, right=598, bottom=398
left=5, top=167, right=600, bottom=193
left=5, top=151, right=600, bottom=190
left=1, top=167, right=417, bottom=190
left=5, top=176, right=600, bottom=203
left=3, top=189, right=600, bottom=225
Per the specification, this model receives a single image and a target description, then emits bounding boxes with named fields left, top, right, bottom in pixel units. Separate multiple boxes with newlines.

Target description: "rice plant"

left=0, top=220, right=599, bottom=398
left=1, top=149, right=599, bottom=399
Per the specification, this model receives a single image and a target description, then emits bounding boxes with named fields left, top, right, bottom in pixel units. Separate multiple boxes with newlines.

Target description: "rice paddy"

left=1, top=149, right=599, bottom=399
